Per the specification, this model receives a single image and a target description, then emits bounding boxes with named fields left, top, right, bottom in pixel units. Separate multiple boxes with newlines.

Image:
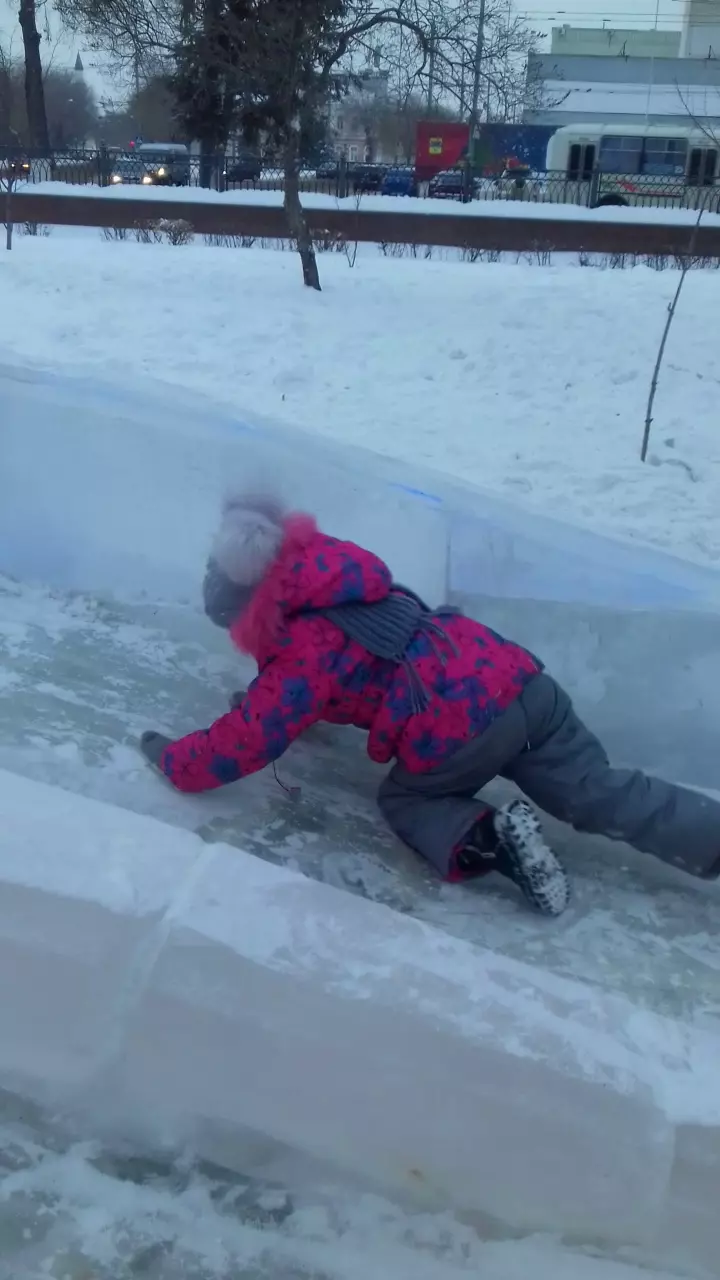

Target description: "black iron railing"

left=1, top=147, right=718, bottom=212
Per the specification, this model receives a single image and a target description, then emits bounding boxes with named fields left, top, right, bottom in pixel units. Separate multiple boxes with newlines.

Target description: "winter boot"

left=458, top=799, right=570, bottom=916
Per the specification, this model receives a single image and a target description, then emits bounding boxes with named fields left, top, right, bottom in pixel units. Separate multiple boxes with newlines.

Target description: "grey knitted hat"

left=211, top=494, right=285, bottom=587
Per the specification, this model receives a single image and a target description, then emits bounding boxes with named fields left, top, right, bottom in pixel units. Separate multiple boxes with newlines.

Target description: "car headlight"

left=111, top=173, right=122, bottom=183
left=157, top=167, right=166, bottom=177
left=141, top=174, right=153, bottom=184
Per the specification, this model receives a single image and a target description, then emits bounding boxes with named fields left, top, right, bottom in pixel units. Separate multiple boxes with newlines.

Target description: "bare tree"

left=377, top=0, right=539, bottom=125
left=54, top=0, right=434, bottom=286
left=173, top=0, right=432, bottom=289
left=124, top=74, right=181, bottom=140
left=54, top=0, right=182, bottom=86
left=0, top=50, right=23, bottom=250
left=641, top=203, right=707, bottom=463
left=1, top=162, right=18, bottom=251
left=641, top=87, right=720, bottom=463
left=0, top=52, right=98, bottom=146
left=349, top=90, right=454, bottom=163
left=18, top=0, right=51, bottom=149
left=0, top=43, right=19, bottom=141
left=43, top=68, right=99, bottom=144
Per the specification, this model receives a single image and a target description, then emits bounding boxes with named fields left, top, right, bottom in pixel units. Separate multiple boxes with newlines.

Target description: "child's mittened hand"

left=140, top=730, right=172, bottom=769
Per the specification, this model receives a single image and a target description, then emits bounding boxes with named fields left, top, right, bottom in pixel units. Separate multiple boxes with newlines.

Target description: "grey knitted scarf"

left=311, top=586, right=461, bottom=713
left=203, top=558, right=461, bottom=715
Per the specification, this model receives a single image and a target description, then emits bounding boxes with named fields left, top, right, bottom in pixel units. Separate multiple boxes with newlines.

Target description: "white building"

left=680, top=0, right=718, bottom=56
left=327, top=68, right=391, bottom=163
left=525, top=0, right=720, bottom=129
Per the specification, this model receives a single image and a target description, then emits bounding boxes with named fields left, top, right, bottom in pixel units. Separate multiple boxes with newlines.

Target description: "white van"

left=546, top=123, right=719, bottom=208
left=110, top=143, right=191, bottom=188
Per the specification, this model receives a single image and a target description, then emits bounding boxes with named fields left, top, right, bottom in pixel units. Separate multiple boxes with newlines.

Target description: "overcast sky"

left=0, top=0, right=686, bottom=106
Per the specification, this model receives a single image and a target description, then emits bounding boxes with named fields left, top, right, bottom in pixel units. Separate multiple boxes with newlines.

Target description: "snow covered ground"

left=20, top=178, right=720, bottom=225
left=1, top=232, right=719, bottom=566
left=1, top=232, right=720, bottom=1278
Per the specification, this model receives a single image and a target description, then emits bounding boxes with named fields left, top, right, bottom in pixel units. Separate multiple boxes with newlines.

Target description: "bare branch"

left=674, top=79, right=720, bottom=148
left=641, top=198, right=709, bottom=463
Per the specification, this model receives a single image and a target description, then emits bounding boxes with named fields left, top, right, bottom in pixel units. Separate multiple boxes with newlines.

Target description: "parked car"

left=316, top=157, right=339, bottom=180
left=0, top=156, right=30, bottom=182
left=223, top=152, right=262, bottom=185
left=109, top=156, right=143, bottom=185
left=428, top=168, right=478, bottom=200
left=110, top=143, right=190, bottom=187
left=381, top=166, right=417, bottom=197
left=351, top=164, right=386, bottom=194
left=492, top=165, right=544, bottom=201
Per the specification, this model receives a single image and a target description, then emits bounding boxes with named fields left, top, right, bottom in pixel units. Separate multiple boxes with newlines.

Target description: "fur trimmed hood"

left=228, top=515, right=392, bottom=660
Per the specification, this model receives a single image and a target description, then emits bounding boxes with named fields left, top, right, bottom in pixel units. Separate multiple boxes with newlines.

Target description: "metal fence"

left=2, top=146, right=719, bottom=212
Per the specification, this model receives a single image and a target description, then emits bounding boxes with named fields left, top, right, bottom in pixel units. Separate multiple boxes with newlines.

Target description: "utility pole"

left=464, top=0, right=486, bottom=200
left=469, top=0, right=487, bottom=144
left=427, top=19, right=436, bottom=115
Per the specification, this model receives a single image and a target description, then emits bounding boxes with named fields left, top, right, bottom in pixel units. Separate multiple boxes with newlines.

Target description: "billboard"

left=415, top=120, right=470, bottom=181
left=415, top=120, right=557, bottom=179
left=475, top=123, right=556, bottom=174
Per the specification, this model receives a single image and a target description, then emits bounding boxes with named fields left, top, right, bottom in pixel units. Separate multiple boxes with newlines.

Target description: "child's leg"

left=377, top=709, right=570, bottom=914
left=508, top=675, right=720, bottom=881
left=377, top=696, right=531, bottom=878
left=377, top=771, right=490, bottom=879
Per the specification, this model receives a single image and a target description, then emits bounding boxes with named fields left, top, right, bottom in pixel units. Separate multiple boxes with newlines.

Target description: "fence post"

left=589, top=170, right=600, bottom=208
left=337, top=156, right=347, bottom=200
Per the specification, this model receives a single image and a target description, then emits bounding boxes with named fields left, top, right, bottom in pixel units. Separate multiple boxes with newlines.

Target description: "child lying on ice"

left=140, top=495, right=720, bottom=916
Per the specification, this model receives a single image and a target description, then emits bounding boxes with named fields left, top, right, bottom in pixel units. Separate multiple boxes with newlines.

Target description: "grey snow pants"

left=377, top=673, right=720, bottom=882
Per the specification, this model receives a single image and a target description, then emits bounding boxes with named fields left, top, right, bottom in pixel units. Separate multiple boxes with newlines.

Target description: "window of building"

left=348, top=145, right=358, bottom=161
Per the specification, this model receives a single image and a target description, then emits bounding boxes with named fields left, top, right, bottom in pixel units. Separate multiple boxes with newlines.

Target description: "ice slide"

left=1, top=359, right=720, bottom=1275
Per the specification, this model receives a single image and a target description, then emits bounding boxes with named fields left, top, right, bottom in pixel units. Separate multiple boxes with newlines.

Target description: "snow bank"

left=3, top=238, right=720, bottom=570
left=0, top=361, right=447, bottom=607
left=0, top=766, right=718, bottom=1272
left=3, top=357, right=720, bottom=791
left=23, top=179, right=720, bottom=226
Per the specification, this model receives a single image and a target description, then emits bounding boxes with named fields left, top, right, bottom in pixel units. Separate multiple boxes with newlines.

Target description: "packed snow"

left=0, top=1097, right=704, bottom=1280
left=1, top=219, right=720, bottom=1280
left=15, top=177, right=720, bottom=225
left=1, top=233, right=720, bottom=566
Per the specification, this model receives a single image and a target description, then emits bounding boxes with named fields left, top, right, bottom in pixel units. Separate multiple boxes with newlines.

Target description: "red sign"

left=415, top=120, right=470, bottom=181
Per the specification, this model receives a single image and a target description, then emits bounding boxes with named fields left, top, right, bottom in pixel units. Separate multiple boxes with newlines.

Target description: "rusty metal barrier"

left=7, top=189, right=720, bottom=257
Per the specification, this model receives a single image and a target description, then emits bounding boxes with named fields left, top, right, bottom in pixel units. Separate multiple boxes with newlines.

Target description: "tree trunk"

left=283, top=136, right=320, bottom=291
left=199, top=138, right=215, bottom=189
left=5, top=177, right=15, bottom=250
left=18, top=0, right=50, bottom=151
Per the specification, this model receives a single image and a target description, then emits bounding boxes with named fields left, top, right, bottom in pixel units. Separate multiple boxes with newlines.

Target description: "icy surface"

left=0, top=1094, right=704, bottom=1280
left=1, top=574, right=718, bottom=1030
